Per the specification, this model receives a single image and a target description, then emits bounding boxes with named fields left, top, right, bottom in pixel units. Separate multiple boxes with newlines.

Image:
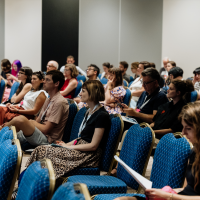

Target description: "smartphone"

left=117, top=102, right=124, bottom=108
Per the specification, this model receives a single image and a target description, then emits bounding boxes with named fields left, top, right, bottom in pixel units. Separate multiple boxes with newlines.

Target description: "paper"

left=0, top=104, right=6, bottom=107
left=121, top=116, right=138, bottom=124
left=114, top=155, right=152, bottom=189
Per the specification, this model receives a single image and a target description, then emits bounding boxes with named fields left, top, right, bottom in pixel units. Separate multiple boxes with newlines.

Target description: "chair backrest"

left=52, top=182, right=90, bottom=200
left=100, top=77, right=108, bottom=85
left=74, top=81, right=83, bottom=98
left=16, top=159, right=55, bottom=200
left=0, top=139, right=22, bottom=200
left=62, top=101, right=79, bottom=143
left=77, top=75, right=86, bottom=83
left=0, top=79, right=6, bottom=103
left=128, top=81, right=134, bottom=87
left=70, top=107, right=88, bottom=141
left=98, top=74, right=102, bottom=78
left=99, top=114, right=124, bottom=173
left=0, top=126, right=17, bottom=144
left=129, top=76, right=134, bottom=82
left=151, top=133, right=191, bottom=189
left=117, top=123, right=155, bottom=191
left=190, top=90, right=198, bottom=102
left=123, top=88, right=132, bottom=107
left=123, top=79, right=128, bottom=87
left=8, top=81, right=20, bottom=100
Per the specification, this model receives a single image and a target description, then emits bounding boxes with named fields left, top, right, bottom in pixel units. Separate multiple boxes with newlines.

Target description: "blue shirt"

left=137, top=87, right=169, bottom=115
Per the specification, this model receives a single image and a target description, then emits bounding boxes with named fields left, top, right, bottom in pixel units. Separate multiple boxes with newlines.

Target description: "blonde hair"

left=178, top=101, right=200, bottom=191
left=65, top=64, right=79, bottom=78
left=82, top=80, right=105, bottom=103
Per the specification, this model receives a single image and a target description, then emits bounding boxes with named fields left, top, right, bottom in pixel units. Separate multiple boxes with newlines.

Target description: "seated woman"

left=0, top=71, right=48, bottom=125
left=24, top=80, right=111, bottom=179
left=114, top=101, right=200, bottom=200
left=78, top=68, right=126, bottom=114
left=0, top=59, right=12, bottom=102
left=11, top=60, right=22, bottom=77
left=164, top=61, right=176, bottom=86
left=129, top=61, right=150, bottom=108
left=151, top=79, right=194, bottom=139
left=2, top=66, right=33, bottom=105
left=130, top=62, right=139, bottom=80
left=60, top=64, right=78, bottom=99
left=100, top=62, right=113, bottom=80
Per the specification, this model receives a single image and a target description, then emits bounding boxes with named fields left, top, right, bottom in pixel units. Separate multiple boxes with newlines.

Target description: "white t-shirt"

left=129, top=77, right=143, bottom=101
left=22, top=90, right=48, bottom=115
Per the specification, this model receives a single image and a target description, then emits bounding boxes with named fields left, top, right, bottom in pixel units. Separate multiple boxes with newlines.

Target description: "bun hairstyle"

left=171, top=79, right=194, bottom=102
left=1, top=59, right=11, bottom=71
left=102, top=62, right=113, bottom=69
left=178, top=101, right=200, bottom=191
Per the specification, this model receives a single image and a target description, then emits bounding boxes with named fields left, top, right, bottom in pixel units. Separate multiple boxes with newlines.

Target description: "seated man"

left=123, top=68, right=169, bottom=124
left=46, top=60, right=59, bottom=72
left=168, top=66, right=184, bottom=81
left=192, top=67, right=200, bottom=91
left=60, top=55, right=86, bottom=76
left=119, top=61, right=131, bottom=83
left=1, top=70, right=69, bottom=147
left=73, top=64, right=100, bottom=104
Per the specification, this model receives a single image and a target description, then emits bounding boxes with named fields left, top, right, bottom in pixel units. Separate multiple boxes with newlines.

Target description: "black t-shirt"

left=153, top=99, right=186, bottom=139
left=80, top=106, right=111, bottom=149
left=180, top=149, right=200, bottom=195
left=1, top=70, right=12, bottom=88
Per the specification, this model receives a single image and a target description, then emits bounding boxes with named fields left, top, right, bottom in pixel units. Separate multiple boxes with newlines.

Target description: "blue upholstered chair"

left=0, top=139, right=22, bottom=200
left=94, top=133, right=191, bottom=200
left=128, top=81, right=134, bottom=87
left=98, top=74, right=102, bottom=79
left=62, top=100, right=79, bottom=143
left=77, top=75, right=86, bottom=83
left=74, top=81, right=83, bottom=98
left=67, top=123, right=155, bottom=196
left=52, top=182, right=90, bottom=200
left=0, top=125, right=17, bottom=144
left=129, top=76, right=134, bottom=82
left=16, top=159, right=55, bottom=200
left=122, top=88, right=131, bottom=106
left=0, top=79, right=6, bottom=103
left=123, top=79, right=128, bottom=88
left=100, top=78, right=108, bottom=85
left=190, top=90, right=198, bottom=102
left=63, top=114, right=124, bottom=177
left=8, top=81, right=20, bottom=100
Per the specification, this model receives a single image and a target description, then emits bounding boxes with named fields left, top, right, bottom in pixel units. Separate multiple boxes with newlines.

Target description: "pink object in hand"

left=146, top=186, right=177, bottom=200
left=73, top=140, right=77, bottom=145
left=136, top=109, right=140, bottom=112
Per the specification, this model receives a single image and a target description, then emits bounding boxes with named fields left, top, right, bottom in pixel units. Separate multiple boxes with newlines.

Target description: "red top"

left=60, top=78, right=77, bottom=99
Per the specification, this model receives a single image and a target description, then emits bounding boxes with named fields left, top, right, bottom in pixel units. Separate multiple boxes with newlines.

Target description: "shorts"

left=17, top=127, right=49, bottom=146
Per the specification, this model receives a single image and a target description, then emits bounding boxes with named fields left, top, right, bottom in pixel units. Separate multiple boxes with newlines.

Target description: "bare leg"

left=4, top=115, right=35, bottom=136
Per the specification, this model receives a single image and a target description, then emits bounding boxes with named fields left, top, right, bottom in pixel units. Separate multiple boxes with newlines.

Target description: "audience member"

left=60, top=64, right=78, bottom=99
left=151, top=79, right=194, bottom=139
left=60, top=55, right=86, bottom=76
left=115, top=101, right=200, bottom=199
left=100, top=62, right=113, bottom=80
left=168, top=66, right=184, bottom=81
left=192, top=67, right=200, bottom=91
left=1, top=70, right=69, bottom=148
left=149, top=62, right=156, bottom=68
left=46, top=60, right=59, bottom=72
left=11, top=60, right=22, bottom=77
left=129, top=61, right=151, bottom=108
left=2, top=66, right=33, bottom=104
left=119, top=61, right=131, bottom=83
left=160, top=57, right=169, bottom=79
left=166, top=61, right=176, bottom=72
left=73, top=64, right=100, bottom=104
left=0, top=71, right=48, bottom=125
left=130, top=62, right=139, bottom=79
left=24, top=80, right=111, bottom=179
left=100, top=68, right=126, bottom=114
left=0, top=59, right=12, bottom=101
left=122, top=68, right=168, bottom=124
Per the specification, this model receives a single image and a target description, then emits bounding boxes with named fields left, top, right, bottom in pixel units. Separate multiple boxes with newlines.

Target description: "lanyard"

left=139, top=89, right=161, bottom=110
left=40, top=101, right=52, bottom=121
left=78, top=103, right=99, bottom=136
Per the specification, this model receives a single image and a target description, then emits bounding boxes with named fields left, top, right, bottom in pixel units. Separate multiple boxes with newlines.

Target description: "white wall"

left=162, top=0, right=200, bottom=79
left=5, top=0, right=42, bottom=71
left=0, top=0, right=5, bottom=63
left=79, top=0, right=163, bottom=74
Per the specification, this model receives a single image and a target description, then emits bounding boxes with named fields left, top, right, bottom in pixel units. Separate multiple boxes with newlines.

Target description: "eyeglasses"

left=143, top=80, right=155, bottom=86
left=18, top=71, right=25, bottom=75
left=47, top=65, right=54, bottom=68
left=86, top=68, right=95, bottom=72
left=64, top=69, right=70, bottom=71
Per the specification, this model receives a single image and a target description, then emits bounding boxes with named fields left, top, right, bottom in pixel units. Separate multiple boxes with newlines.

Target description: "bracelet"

left=170, top=193, right=173, bottom=200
